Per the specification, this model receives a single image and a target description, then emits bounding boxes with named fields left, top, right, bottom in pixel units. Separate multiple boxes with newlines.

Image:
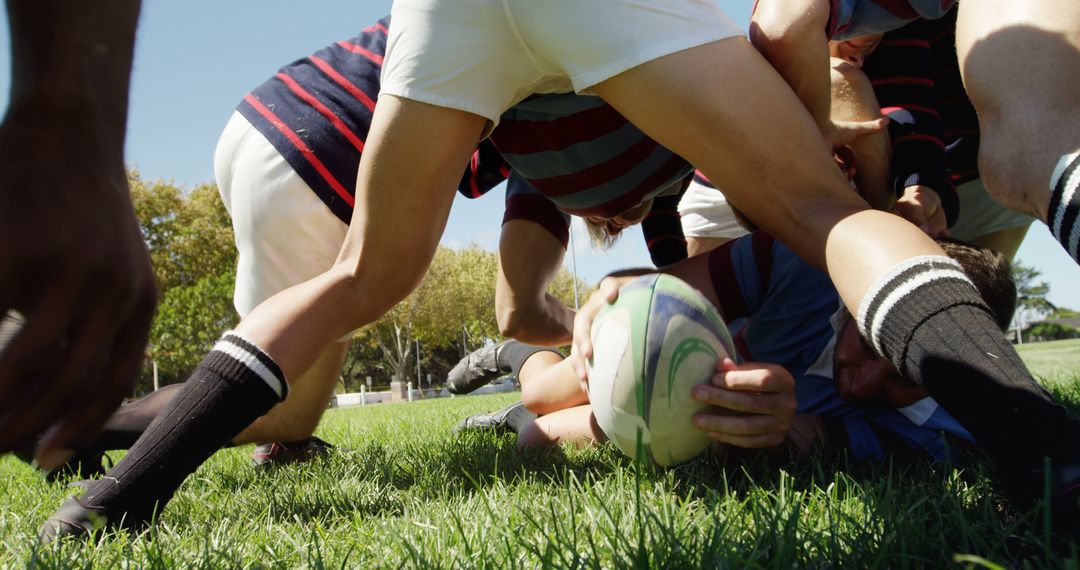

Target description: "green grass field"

left=2, top=340, right=1079, bottom=568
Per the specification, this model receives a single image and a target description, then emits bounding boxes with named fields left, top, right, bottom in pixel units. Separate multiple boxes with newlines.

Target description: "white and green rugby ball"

left=587, top=274, right=735, bottom=467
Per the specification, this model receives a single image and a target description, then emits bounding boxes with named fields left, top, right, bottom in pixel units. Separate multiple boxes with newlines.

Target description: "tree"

left=129, top=171, right=239, bottom=391
left=129, top=172, right=236, bottom=291
left=146, top=273, right=238, bottom=388
left=1012, top=261, right=1056, bottom=336
left=349, top=243, right=591, bottom=388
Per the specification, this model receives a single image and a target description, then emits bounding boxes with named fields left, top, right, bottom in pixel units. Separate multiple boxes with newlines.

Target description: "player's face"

left=833, top=318, right=927, bottom=408
left=828, top=33, right=885, bottom=68
left=586, top=197, right=655, bottom=234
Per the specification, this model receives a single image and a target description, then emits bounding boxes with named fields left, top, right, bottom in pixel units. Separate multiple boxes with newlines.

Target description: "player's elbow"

left=496, top=299, right=540, bottom=340
left=750, top=0, right=829, bottom=52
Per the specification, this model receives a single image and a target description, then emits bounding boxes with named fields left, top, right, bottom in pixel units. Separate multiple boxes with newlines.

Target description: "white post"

left=407, top=381, right=414, bottom=402
left=366, top=375, right=373, bottom=389
left=568, top=220, right=580, bottom=310
left=152, top=359, right=159, bottom=392
left=360, top=385, right=366, bottom=406
left=426, top=373, right=432, bottom=389
left=416, top=341, right=422, bottom=384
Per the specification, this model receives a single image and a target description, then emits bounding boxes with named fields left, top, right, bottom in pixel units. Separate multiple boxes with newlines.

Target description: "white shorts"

left=949, top=178, right=1034, bottom=241
left=214, top=112, right=349, bottom=317
left=677, top=180, right=750, bottom=239
left=382, top=0, right=744, bottom=123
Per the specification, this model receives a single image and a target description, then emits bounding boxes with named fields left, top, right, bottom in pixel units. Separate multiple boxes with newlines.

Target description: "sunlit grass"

left=2, top=342, right=1078, bottom=568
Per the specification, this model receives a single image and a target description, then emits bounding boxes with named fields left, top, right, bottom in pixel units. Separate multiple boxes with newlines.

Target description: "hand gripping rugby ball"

left=587, top=274, right=735, bottom=467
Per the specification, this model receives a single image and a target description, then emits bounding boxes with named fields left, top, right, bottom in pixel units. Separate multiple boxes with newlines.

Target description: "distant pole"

left=569, top=219, right=581, bottom=310
left=416, top=341, right=422, bottom=384
left=462, top=325, right=468, bottom=357
left=152, top=359, right=159, bottom=392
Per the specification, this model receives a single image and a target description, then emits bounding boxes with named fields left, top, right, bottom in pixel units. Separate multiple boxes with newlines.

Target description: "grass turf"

left=2, top=340, right=1078, bottom=568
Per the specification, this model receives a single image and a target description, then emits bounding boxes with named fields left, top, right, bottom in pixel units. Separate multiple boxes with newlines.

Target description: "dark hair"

left=936, top=238, right=1017, bottom=330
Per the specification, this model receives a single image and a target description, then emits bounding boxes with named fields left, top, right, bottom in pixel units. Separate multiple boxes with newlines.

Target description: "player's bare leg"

left=956, top=0, right=1080, bottom=262
left=581, top=35, right=1080, bottom=511
left=517, top=405, right=604, bottom=449
left=589, top=37, right=936, bottom=303
left=42, top=97, right=488, bottom=538
left=519, top=355, right=587, bottom=416
left=232, top=341, right=348, bottom=444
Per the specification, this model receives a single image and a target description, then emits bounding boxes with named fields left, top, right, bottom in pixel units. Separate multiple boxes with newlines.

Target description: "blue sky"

left=1, top=0, right=1077, bottom=308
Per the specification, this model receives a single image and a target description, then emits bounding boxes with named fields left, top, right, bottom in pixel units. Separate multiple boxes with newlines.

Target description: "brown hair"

left=937, top=238, right=1017, bottom=331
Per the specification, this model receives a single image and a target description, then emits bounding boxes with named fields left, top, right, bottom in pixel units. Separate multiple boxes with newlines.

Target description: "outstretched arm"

left=752, top=0, right=886, bottom=147
left=496, top=220, right=576, bottom=346
left=0, top=0, right=158, bottom=464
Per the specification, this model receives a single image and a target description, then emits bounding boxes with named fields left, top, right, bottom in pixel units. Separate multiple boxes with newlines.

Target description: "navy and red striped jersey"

left=861, top=8, right=977, bottom=226
left=236, top=16, right=690, bottom=266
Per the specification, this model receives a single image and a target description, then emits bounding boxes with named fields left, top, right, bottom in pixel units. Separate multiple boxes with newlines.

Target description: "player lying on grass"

left=751, top=0, right=1079, bottom=264
left=39, top=0, right=1080, bottom=538
left=457, top=234, right=1013, bottom=469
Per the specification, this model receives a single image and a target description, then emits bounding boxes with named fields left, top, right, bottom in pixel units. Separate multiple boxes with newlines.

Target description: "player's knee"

left=520, top=385, right=546, bottom=414
left=515, top=421, right=549, bottom=449
left=976, top=143, right=1043, bottom=218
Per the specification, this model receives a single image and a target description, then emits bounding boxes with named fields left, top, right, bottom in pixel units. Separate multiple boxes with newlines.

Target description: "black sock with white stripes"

left=858, top=257, right=1080, bottom=477
left=495, top=341, right=562, bottom=378
left=77, top=331, right=287, bottom=526
left=1049, top=152, right=1080, bottom=263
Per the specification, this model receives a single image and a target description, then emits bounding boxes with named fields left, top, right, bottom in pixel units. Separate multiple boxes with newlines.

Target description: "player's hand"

left=690, top=358, right=796, bottom=448
left=892, top=185, right=949, bottom=237
left=0, top=105, right=157, bottom=468
left=826, top=117, right=889, bottom=150
left=569, top=274, right=641, bottom=390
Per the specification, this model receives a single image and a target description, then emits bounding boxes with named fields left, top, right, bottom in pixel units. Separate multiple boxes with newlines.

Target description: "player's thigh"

left=956, top=0, right=1080, bottom=216
left=590, top=37, right=866, bottom=267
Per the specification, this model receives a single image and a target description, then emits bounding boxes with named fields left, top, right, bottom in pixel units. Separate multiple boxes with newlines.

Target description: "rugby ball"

left=587, top=274, right=735, bottom=467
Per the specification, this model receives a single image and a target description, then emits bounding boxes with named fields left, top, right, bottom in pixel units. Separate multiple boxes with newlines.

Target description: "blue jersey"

left=708, top=232, right=973, bottom=461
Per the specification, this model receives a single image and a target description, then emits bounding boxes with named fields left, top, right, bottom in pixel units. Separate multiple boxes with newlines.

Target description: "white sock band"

left=1049, top=152, right=1080, bottom=261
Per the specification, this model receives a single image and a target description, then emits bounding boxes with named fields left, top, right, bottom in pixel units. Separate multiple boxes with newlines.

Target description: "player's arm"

left=751, top=0, right=886, bottom=147
left=751, top=0, right=833, bottom=136
left=0, top=0, right=158, bottom=462
left=496, top=219, right=576, bottom=345
left=866, top=18, right=956, bottom=235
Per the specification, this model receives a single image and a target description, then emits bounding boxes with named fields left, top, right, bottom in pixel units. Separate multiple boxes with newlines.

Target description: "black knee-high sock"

left=495, top=341, right=561, bottom=378
left=1049, top=152, right=1080, bottom=263
left=78, top=331, right=287, bottom=525
left=857, top=257, right=1080, bottom=476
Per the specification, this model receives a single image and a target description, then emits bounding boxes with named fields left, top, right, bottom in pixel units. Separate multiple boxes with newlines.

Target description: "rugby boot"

left=38, top=498, right=108, bottom=543
left=455, top=401, right=536, bottom=435
left=251, top=436, right=335, bottom=469
left=447, top=341, right=510, bottom=394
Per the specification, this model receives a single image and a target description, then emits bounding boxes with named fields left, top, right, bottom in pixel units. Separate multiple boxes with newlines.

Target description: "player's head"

left=583, top=197, right=655, bottom=249
left=828, top=33, right=885, bottom=68
left=835, top=239, right=1016, bottom=407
